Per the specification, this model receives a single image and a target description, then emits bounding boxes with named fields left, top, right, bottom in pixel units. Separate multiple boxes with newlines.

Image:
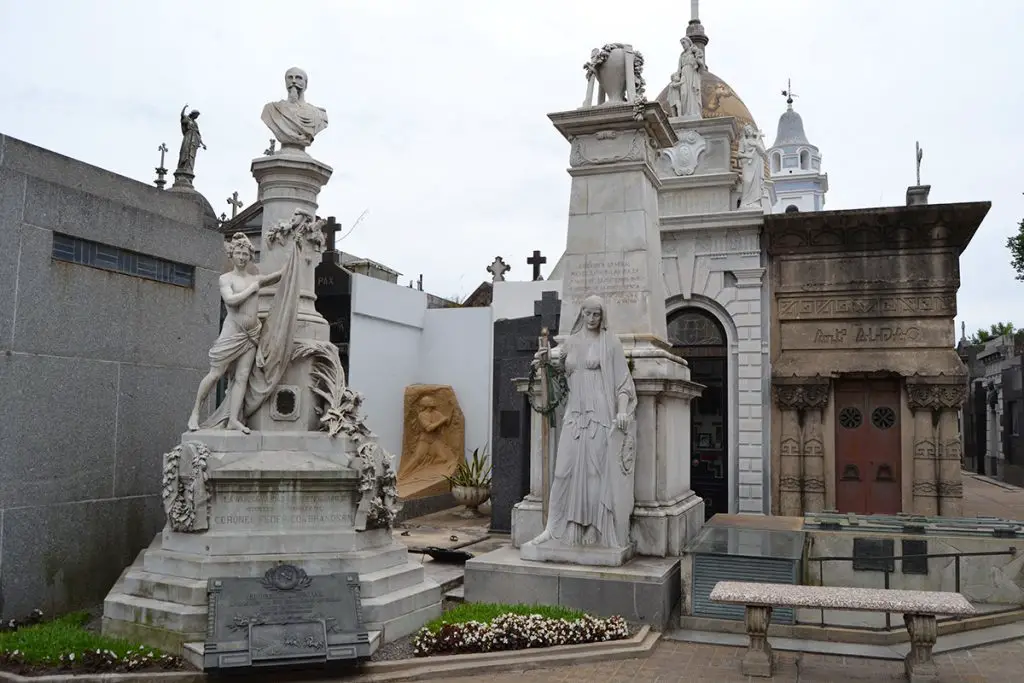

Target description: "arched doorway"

left=667, top=308, right=729, bottom=520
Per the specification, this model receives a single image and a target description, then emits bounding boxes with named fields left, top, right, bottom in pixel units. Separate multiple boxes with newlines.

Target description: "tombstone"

left=314, top=251, right=352, bottom=381
left=489, top=291, right=560, bottom=532
left=203, top=565, right=371, bottom=671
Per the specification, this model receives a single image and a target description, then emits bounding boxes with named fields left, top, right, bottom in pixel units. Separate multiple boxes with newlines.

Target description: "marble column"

left=771, top=378, right=830, bottom=515
left=549, top=102, right=705, bottom=556
left=907, top=379, right=968, bottom=516
left=248, top=150, right=333, bottom=431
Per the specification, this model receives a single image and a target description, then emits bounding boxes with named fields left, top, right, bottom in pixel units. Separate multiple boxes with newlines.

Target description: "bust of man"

left=261, top=67, right=329, bottom=152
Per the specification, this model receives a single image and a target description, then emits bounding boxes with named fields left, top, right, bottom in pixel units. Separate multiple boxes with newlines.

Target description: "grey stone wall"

left=0, top=134, right=223, bottom=618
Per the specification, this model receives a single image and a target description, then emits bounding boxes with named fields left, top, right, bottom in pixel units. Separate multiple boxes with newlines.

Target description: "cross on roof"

left=322, top=216, right=342, bottom=252
left=534, top=290, right=561, bottom=335
left=487, top=256, right=510, bottom=282
left=155, top=143, right=169, bottom=189
left=226, top=191, right=243, bottom=218
left=527, top=250, right=547, bottom=281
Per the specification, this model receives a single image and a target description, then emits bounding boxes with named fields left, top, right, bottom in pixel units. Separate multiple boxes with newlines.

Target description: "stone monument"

left=397, top=385, right=466, bottom=500
left=101, top=69, right=441, bottom=655
left=464, top=43, right=704, bottom=627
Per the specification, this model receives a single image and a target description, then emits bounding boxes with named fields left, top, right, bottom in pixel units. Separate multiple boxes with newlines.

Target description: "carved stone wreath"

left=265, top=208, right=326, bottom=261
left=161, top=441, right=211, bottom=533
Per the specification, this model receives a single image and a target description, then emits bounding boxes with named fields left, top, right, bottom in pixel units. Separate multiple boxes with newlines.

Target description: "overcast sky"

left=0, top=0, right=1020, bottom=337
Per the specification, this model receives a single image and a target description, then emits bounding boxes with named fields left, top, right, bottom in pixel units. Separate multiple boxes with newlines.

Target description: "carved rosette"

left=771, top=381, right=830, bottom=411
left=906, top=382, right=968, bottom=412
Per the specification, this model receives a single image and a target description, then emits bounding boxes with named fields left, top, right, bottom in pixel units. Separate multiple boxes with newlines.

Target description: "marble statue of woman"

left=737, top=124, right=767, bottom=209
left=528, top=295, right=638, bottom=550
left=175, top=104, right=206, bottom=175
left=675, top=37, right=705, bottom=119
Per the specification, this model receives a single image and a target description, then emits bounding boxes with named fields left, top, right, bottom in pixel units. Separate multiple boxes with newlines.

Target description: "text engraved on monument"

left=205, top=566, right=369, bottom=670
left=781, top=319, right=951, bottom=350
left=213, top=492, right=353, bottom=529
left=566, top=255, right=645, bottom=305
left=777, top=295, right=956, bottom=321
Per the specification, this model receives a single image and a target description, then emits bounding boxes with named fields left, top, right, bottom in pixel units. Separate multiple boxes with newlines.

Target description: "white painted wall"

left=420, top=306, right=492, bottom=457
left=347, top=273, right=492, bottom=465
left=491, top=280, right=562, bottom=322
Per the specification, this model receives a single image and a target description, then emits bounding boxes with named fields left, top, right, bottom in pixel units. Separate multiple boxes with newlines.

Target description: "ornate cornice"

left=764, top=201, right=991, bottom=256
left=772, top=379, right=830, bottom=411
left=906, top=381, right=968, bottom=411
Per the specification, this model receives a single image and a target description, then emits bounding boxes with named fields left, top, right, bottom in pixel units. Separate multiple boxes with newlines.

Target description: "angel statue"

left=737, top=124, right=768, bottom=209
left=175, top=104, right=206, bottom=175
left=525, top=295, right=638, bottom=552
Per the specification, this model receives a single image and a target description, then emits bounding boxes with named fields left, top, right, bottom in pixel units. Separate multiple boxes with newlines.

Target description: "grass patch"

left=424, top=602, right=586, bottom=633
left=0, top=611, right=165, bottom=665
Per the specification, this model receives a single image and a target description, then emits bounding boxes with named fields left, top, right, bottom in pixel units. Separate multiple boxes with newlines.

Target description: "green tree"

left=1008, top=212, right=1024, bottom=281
left=969, top=322, right=1017, bottom=345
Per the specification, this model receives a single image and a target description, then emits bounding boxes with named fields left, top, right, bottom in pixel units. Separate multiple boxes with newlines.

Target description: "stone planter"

left=452, top=485, right=490, bottom=516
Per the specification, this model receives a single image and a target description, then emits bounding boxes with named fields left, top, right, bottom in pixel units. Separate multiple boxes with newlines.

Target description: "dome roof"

left=772, top=105, right=811, bottom=148
left=655, top=70, right=760, bottom=137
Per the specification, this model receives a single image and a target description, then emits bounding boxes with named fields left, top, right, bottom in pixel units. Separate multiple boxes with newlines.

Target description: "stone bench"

left=709, top=581, right=976, bottom=682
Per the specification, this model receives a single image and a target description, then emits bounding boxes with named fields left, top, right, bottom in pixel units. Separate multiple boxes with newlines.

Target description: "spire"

left=772, top=78, right=810, bottom=147
left=686, top=0, right=708, bottom=49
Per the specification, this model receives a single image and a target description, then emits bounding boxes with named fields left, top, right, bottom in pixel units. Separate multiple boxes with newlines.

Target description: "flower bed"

left=412, top=603, right=630, bottom=657
left=0, top=610, right=185, bottom=676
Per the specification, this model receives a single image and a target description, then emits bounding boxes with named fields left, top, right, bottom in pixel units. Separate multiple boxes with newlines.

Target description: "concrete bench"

left=709, top=581, right=976, bottom=682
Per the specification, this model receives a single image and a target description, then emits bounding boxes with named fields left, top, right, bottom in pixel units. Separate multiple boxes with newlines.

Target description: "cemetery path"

left=961, top=472, right=1024, bottom=520
left=443, top=637, right=1024, bottom=682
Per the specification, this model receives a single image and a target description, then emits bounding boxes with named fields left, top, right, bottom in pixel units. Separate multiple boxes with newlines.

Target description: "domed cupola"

left=767, top=81, right=829, bottom=213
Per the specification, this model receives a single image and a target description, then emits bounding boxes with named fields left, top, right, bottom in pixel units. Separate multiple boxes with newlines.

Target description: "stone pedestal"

left=102, top=431, right=440, bottom=653
left=249, top=152, right=333, bottom=432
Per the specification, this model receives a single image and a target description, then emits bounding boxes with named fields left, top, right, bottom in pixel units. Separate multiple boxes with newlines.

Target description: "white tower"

left=768, top=81, right=828, bottom=213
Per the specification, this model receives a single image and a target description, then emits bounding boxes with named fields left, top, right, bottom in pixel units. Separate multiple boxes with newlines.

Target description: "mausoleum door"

left=834, top=379, right=902, bottom=515
left=668, top=309, right=729, bottom=521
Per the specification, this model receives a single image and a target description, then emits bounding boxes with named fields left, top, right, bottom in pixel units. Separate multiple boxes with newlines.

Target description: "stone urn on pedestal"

left=446, top=448, right=492, bottom=518
left=581, top=43, right=643, bottom=109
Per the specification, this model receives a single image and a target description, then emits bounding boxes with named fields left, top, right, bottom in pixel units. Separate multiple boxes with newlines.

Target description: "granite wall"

left=0, top=134, right=223, bottom=618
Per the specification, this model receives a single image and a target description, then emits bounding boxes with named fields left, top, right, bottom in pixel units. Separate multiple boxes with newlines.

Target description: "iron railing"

left=807, top=548, right=1018, bottom=631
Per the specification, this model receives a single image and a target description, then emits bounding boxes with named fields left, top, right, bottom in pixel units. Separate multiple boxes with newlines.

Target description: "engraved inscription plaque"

left=852, top=538, right=895, bottom=573
left=901, top=539, right=929, bottom=575
left=203, top=564, right=370, bottom=671
left=565, top=253, right=646, bottom=305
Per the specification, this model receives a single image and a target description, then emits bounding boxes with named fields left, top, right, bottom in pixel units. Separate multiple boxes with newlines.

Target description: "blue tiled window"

left=51, top=233, right=194, bottom=288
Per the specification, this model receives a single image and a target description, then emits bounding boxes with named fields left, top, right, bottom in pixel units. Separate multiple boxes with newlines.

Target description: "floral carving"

left=569, top=130, right=646, bottom=167
left=354, top=441, right=400, bottom=530
left=912, top=480, right=964, bottom=497
left=772, top=381, right=830, bottom=411
left=906, top=382, right=968, bottom=411
left=582, top=43, right=647, bottom=120
left=266, top=208, right=326, bottom=263
left=161, top=441, right=211, bottom=532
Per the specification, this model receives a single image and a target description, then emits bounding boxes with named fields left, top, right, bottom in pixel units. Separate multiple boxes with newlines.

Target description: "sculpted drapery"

left=533, top=296, right=638, bottom=549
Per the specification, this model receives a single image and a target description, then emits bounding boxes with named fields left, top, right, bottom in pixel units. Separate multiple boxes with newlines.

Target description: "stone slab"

left=203, top=565, right=370, bottom=670
left=520, top=539, right=631, bottom=566
left=464, top=546, right=680, bottom=628
left=709, top=581, right=976, bottom=616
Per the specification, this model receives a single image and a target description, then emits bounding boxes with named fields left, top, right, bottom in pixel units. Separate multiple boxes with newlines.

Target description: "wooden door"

left=834, top=379, right=902, bottom=514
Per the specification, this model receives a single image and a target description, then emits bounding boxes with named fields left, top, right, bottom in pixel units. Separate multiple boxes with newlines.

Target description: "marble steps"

left=104, top=592, right=207, bottom=635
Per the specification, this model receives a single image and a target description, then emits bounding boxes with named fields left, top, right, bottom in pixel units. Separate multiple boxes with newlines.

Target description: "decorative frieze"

left=906, top=382, right=968, bottom=411
left=772, top=380, right=830, bottom=411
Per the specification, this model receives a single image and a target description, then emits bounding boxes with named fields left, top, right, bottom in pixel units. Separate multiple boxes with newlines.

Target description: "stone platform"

left=463, top=545, right=680, bottom=628
left=102, top=430, right=441, bottom=653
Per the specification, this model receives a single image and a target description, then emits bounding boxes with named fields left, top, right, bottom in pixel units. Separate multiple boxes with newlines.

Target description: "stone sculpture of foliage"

left=161, top=441, right=211, bottom=532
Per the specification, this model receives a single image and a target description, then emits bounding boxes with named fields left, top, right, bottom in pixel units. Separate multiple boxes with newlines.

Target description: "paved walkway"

left=961, top=472, right=1024, bottom=520
left=446, top=637, right=1024, bottom=682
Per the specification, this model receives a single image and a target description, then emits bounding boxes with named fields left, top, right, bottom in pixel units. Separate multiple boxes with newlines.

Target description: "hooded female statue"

left=528, top=295, right=638, bottom=550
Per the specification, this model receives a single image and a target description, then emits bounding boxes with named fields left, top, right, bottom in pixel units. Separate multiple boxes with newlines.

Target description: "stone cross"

left=226, top=191, right=243, bottom=218
left=534, top=290, right=561, bottom=335
left=417, top=274, right=423, bottom=291
left=219, top=212, right=227, bottom=222
left=487, top=256, right=510, bottom=282
left=527, top=250, right=547, bottom=281
left=154, top=143, right=169, bottom=189
left=264, top=139, right=276, bottom=156
left=322, top=216, right=341, bottom=252
left=915, top=141, right=923, bottom=186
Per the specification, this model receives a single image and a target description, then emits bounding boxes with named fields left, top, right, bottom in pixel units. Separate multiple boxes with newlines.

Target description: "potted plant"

left=446, top=447, right=492, bottom=516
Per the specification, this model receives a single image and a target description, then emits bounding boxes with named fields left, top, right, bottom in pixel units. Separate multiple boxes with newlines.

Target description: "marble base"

left=464, top=546, right=680, bottom=628
left=520, top=538, right=632, bottom=567
left=101, top=431, right=441, bottom=653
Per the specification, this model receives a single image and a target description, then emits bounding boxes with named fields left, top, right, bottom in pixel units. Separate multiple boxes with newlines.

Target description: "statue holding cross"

left=527, top=250, right=547, bottom=281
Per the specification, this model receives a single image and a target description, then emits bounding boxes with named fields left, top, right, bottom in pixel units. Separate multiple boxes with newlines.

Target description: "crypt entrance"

left=834, top=377, right=902, bottom=515
left=667, top=308, right=729, bottom=520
